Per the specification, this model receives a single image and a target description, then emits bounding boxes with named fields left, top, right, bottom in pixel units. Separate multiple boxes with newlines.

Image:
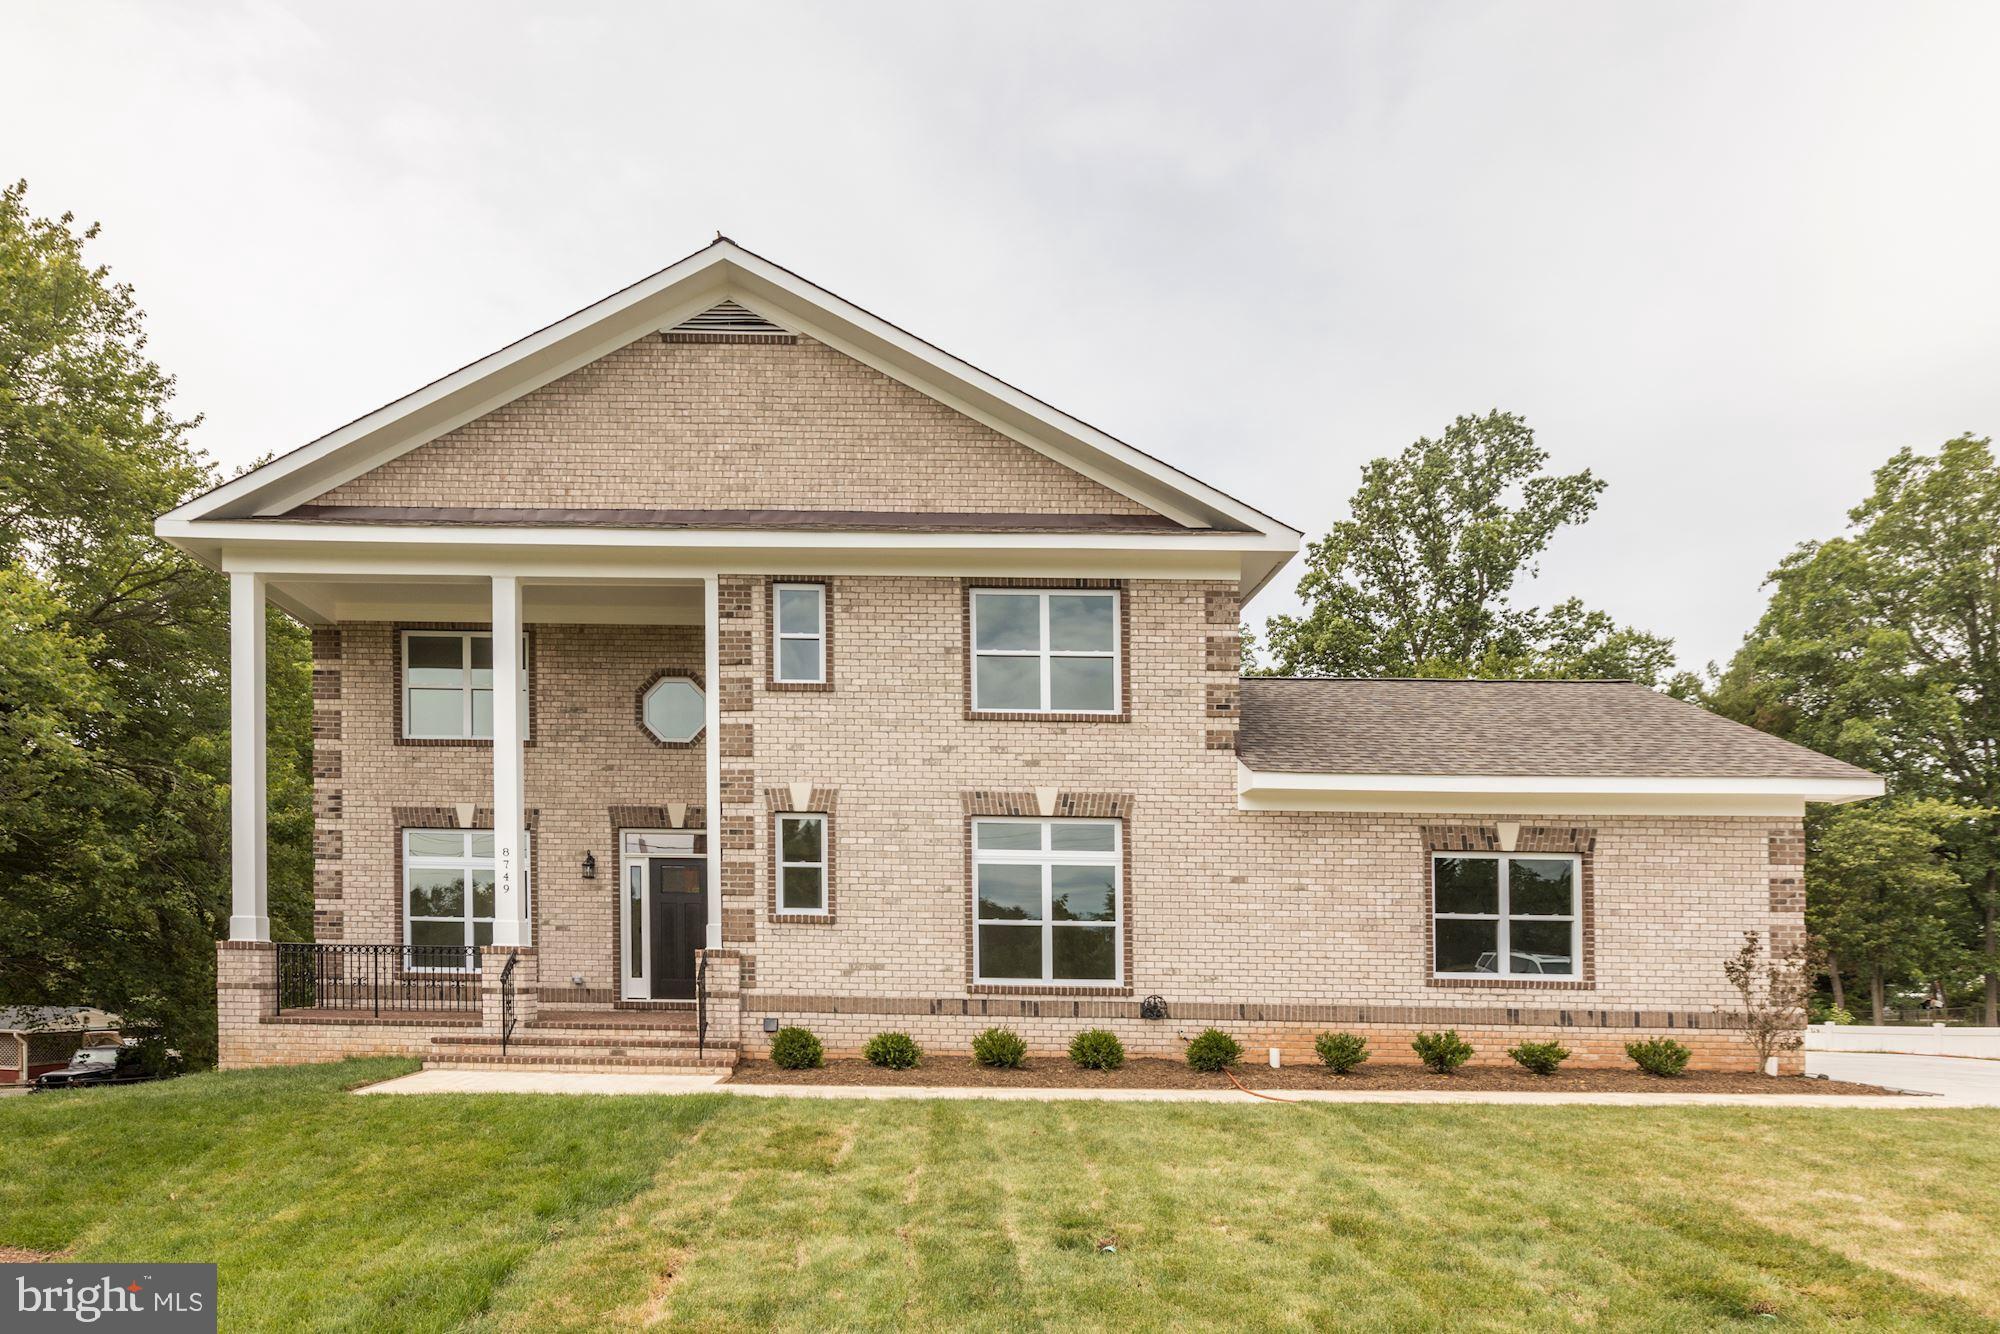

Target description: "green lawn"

left=5, top=1061, right=2000, bottom=1331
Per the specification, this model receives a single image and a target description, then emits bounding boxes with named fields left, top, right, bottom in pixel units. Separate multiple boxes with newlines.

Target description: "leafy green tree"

left=0, top=181, right=311, bottom=1064
left=1807, top=799, right=1981, bottom=1023
left=1712, top=435, right=2000, bottom=1021
left=0, top=568, right=109, bottom=877
left=1260, top=411, right=1688, bottom=688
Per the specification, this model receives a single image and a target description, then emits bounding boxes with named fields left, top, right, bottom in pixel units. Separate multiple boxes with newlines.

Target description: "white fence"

left=1805, top=1024, right=2000, bottom=1058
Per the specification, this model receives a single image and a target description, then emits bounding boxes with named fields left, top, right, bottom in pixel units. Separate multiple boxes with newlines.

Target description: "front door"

left=648, top=857, right=707, bottom=1000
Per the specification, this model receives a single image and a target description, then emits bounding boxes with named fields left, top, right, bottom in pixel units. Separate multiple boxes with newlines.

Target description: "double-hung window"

left=401, top=630, right=529, bottom=740
left=970, top=589, right=1119, bottom=713
left=972, top=819, right=1121, bottom=984
left=403, top=829, right=532, bottom=968
left=772, top=584, right=826, bottom=684
left=1431, top=853, right=1579, bottom=978
left=775, top=813, right=828, bottom=914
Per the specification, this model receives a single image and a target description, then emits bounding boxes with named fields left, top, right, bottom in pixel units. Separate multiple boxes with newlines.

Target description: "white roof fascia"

left=1235, top=763, right=1885, bottom=814
left=161, top=241, right=1301, bottom=554
left=159, top=518, right=1293, bottom=556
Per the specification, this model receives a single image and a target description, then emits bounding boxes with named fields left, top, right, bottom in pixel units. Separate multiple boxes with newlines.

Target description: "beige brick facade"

left=312, top=335, right=1160, bottom=516
left=221, top=572, right=1808, bottom=1074
left=209, top=324, right=1811, bottom=1076
left=311, top=620, right=705, bottom=1004
left=717, top=574, right=1800, bottom=1071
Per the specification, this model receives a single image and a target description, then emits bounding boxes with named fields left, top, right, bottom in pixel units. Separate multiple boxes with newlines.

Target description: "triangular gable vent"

left=664, top=300, right=794, bottom=342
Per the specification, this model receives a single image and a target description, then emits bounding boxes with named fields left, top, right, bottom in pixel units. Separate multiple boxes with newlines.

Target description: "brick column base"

left=216, top=941, right=277, bottom=1070
left=480, top=946, right=539, bottom=1035
left=697, top=949, right=743, bottom=1046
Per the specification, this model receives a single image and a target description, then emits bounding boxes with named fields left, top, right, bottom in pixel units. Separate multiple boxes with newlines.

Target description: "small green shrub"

left=1507, top=1040, right=1570, bottom=1076
left=1412, top=1029, right=1474, bottom=1074
left=1626, top=1037, right=1691, bottom=1077
left=1314, top=1031, right=1369, bottom=1074
left=1808, top=996, right=1856, bottom=1025
left=863, top=1031, right=923, bottom=1070
left=972, top=1027, right=1028, bottom=1069
left=1068, top=1028, right=1126, bottom=1071
left=768, top=1026, right=824, bottom=1070
left=1185, top=1028, right=1244, bottom=1072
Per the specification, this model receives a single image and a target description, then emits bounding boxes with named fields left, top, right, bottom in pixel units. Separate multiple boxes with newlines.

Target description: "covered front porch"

left=218, top=557, right=744, bottom=1067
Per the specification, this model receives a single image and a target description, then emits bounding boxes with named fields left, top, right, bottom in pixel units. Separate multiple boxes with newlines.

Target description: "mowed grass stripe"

left=4, top=1061, right=1999, bottom=1331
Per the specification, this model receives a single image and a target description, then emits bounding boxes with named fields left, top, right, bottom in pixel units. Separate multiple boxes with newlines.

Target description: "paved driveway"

left=1808, top=1050, right=2000, bottom=1104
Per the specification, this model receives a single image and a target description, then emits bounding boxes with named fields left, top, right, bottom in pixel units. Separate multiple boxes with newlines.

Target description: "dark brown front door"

left=648, top=857, right=707, bottom=1000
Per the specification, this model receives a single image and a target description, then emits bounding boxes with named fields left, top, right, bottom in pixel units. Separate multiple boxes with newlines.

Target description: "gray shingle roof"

left=0, top=1006, right=121, bottom=1033
left=1236, top=678, right=1874, bottom=781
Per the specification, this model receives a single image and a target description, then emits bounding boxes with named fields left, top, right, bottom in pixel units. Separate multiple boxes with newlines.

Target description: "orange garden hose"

left=1224, top=1065, right=1300, bottom=1103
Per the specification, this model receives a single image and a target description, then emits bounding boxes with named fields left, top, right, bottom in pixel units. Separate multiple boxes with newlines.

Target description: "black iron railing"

left=696, top=951, right=710, bottom=1060
left=499, top=952, right=518, bottom=1055
left=274, top=943, right=481, bottom=1016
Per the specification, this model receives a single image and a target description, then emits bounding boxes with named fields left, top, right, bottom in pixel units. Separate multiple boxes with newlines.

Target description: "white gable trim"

left=163, top=240, right=1298, bottom=551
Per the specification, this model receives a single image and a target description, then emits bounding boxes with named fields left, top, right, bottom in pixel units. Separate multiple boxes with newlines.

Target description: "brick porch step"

left=426, top=1022, right=738, bottom=1073
left=431, top=1031, right=716, bottom=1054
left=529, top=1008, right=698, bottom=1031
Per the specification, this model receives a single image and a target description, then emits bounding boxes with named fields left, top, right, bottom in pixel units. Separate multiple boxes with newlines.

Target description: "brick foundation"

left=218, top=942, right=465, bottom=1069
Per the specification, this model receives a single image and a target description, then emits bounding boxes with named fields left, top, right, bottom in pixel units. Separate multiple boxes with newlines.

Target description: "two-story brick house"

left=158, top=240, right=1880, bottom=1073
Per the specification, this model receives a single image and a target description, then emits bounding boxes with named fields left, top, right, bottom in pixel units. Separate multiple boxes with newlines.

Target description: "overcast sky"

left=8, top=2, right=1998, bottom=671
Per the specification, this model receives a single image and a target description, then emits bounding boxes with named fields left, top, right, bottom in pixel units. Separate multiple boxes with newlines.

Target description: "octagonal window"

left=641, top=676, right=705, bottom=744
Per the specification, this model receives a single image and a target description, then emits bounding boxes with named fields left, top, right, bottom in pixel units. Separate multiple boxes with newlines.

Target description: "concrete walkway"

left=357, top=1070, right=728, bottom=1096
left=1807, top=1050, right=2000, bottom=1103
left=355, top=1067, right=1982, bottom=1108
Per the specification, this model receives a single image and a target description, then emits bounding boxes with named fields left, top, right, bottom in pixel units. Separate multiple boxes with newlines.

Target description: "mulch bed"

left=725, top=1057, right=1896, bottom=1095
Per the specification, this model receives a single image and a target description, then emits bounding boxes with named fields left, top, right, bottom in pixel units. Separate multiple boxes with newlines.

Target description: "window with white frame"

left=772, top=584, right=826, bottom=684
left=401, top=631, right=529, bottom=740
left=1431, top=853, right=1579, bottom=978
left=970, top=589, right=1119, bottom=714
left=972, top=819, right=1121, bottom=984
left=775, top=813, right=828, bottom=913
left=403, top=829, right=532, bottom=967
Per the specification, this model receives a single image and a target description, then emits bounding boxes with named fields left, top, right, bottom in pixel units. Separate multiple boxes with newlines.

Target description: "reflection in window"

left=1431, top=853, right=1577, bottom=978
left=772, top=584, right=827, bottom=684
left=401, top=631, right=528, bottom=739
left=970, top=590, right=1118, bottom=713
left=972, top=819, right=1121, bottom=983
left=776, top=813, right=828, bottom=913
left=404, top=828, right=530, bottom=967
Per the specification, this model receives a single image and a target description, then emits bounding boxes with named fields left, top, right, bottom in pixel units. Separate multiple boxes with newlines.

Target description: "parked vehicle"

left=31, top=1043, right=174, bottom=1090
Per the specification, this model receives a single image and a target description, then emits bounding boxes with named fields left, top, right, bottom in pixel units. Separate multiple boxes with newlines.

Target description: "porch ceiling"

left=267, top=575, right=703, bottom=625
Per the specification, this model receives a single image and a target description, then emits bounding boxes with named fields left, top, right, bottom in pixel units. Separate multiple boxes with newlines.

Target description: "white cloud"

left=5, top=0, right=1996, bottom=668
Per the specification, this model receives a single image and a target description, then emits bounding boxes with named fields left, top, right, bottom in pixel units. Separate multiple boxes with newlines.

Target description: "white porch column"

left=491, top=575, right=528, bottom=946
left=704, top=573, right=723, bottom=951
left=228, top=572, right=270, bottom=941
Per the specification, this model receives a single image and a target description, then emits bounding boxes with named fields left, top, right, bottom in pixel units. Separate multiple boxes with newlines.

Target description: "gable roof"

left=162, top=238, right=1299, bottom=591
left=1237, top=677, right=1877, bottom=783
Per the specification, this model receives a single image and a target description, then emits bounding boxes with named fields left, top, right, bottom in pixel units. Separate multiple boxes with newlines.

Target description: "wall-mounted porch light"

left=581, top=851, right=597, bottom=880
